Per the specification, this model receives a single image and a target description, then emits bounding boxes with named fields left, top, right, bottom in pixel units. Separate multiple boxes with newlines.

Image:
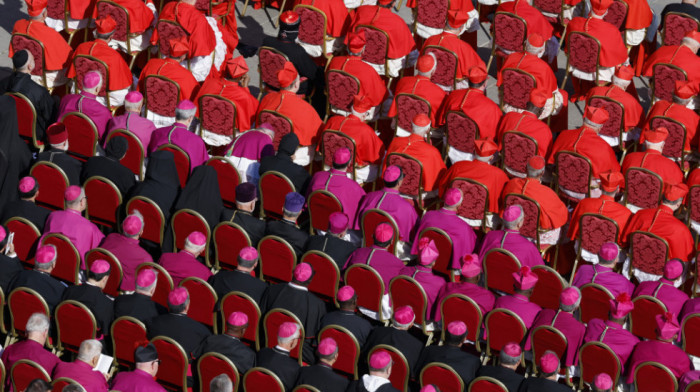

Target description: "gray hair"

left=66, top=187, right=86, bottom=208
left=209, top=375, right=233, bottom=392
left=283, top=208, right=302, bottom=219
left=503, top=205, right=525, bottom=230
left=61, top=385, right=83, bottom=392
left=124, top=98, right=142, bottom=112
left=135, top=270, right=158, bottom=294
left=184, top=237, right=206, bottom=254
left=560, top=286, right=581, bottom=312
left=77, top=339, right=103, bottom=362
left=499, top=349, right=521, bottom=366
left=26, top=312, right=50, bottom=333
left=527, top=166, right=545, bottom=178
left=175, top=107, right=197, bottom=121
left=583, top=118, right=604, bottom=129
left=277, top=325, right=300, bottom=345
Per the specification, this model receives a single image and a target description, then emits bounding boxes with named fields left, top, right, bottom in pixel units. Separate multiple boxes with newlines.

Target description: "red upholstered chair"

left=105, top=130, right=145, bottom=179
left=554, top=151, right=594, bottom=202
left=308, top=190, right=343, bottom=235
left=501, top=131, right=538, bottom=178
left=628, top=231, right=669, bottom=277
left=85, top=248, right=123, bottom=298
left=578, top=341, right=621, bottom=389
left=206, top=157, right=240, bottom=209
left=96, top=0, right=140, bottom=66
left=394, top=94, right=431, bottom=136
left=60, top=112, right=99, bottom=161
left=579, top=283, right=614, bottom=324
left=573, top=213, right=619, bottom=275
left=501, top=68, right=536, bottom=110
left=213, top=221, right=251, bottom=271
left=386, top=152, right=426, bottom=208
left=6, top=92, right=44, bottom=151
left=367, top=345, right=409, bottom=391
left=587, top=96, right=626, bottom=148
left=54, top=300, right=98, bottom=354
left=488, top=12, right=527, bottom=69
left=180, top=277, right=218, bottom=332
left=156, top=144, right=190, bottom=187
left=445, top=110, right=480, bottom=158
left=504, top=193, right=543, bottom=248
left=682, top=313, right=700, bottom=358
left=652, top=63, right=687, bottom=104
left=151, top=336, right=188, bottom=392
left=630, top=295, right=668, bottom=340
left=220, top=291, right=261, bottom=349
left=649, top=115, right=687, bottom=163
left=257, top=47, right=289, bottom=93
left=483, top=248, right=521, bottom=295
left=624, top=167, right=663, bottom=211
left=532, top=0, right=563, bottom=23
left=603, top=0, right=627, bottom=29
left=7, top=288, right=50, bottom=345
left=439, top=294, right=482, bottom=351
left=199, top=95, right=238, bottom=142
left=688, top=381, right=700, bottom=392
left=468, top=376, right=509, bottom=392
left=40, top=233, right=80, bottom=285
left=84, top=176, right=122, bottom=228
left=420, top=362, right=464, bottom=392
left=318, top=324, right=361, bottom=378
left=294, top=5, right=328, bottom=55
left=170, top=208, right=211, bottom=266
left=145, top=75, right=180, bottom=119
left=259, top=171, right=295, bottom=220
left=155, top=19, right=188, bottom=59
left=687, top=185, right=700, bottom=244
left=258, top=110, right=293, bottom=151
left=293, top=385, right=321, bottom=392
left=263, top=309, right=305, bottom=364
left=326, top=70, right=360, bottom=115
left=51, top=378, right=84, bottom=392
left=389, top=276, right=432, bottom=340
left=135, top=262, right=174, bottom=308
left=530, top=265, right=566, bottom=311
left=530, top=325, right=568, bottom=376
left=343, top=264, right=387, bottom=324
left=301, top=251, right=340, bottom=303
left=415, top=0, right=448, bottom=35
left=360, top=209, right=399, bottom=255
left=423, top=46, right=458, bottom=90
left=72, top=55, right=110, bottom=102
left=634, top=362, right=678, bottom=392
left=258, top=235, right=297, bottom=283
left=417, top=227, right=453, bottom=280
left=110, top=316, right=148, bottom=369
left=10, top=34, right=50, bottom=90
left=563, top=31, right=602, bottom=87
left=319, top=130, right=356, bottom=178
left=449, top=178, right=488, bottom=230
left=662, top=12, right=700, bottom=46
left=197, top=353, right=240, bottom=392
left=4, top=217, right=40, bottom=266
left=483, top=308, right=527, bottom=360
left=126, top=196, right=166, bottom=245
left=10, top=359, right=51, bottom=392
left=356, top=25, right=390, bottom=76
left=242, top=367, right=285, bottom=392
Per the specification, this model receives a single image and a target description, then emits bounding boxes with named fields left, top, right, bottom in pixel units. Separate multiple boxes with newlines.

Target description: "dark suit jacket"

left=320, top=310, right=373, bottom=347
left=265, top=220, right=309, bottom=258
left=113, top=292, right=165, bottom=324
left=256, top=347, right=300, bottom=391
left=259, top=153, right=310, bottom=194
left=0, top=72, right=57, bottom=140
left=0, top=254, right=24, bottom=294
left=416, top=345, right=480, bottom=386
left=207, top=270, right=268, bottom=305
left=517, top=377, right=573, bottom=392
left=260, top=37, right=323, bottom=96
left=10, top=270, right=66, bottom=311
left=35, top=150, right=83, bottom=186
left=306, top=234, right=357, bottom=268
left=194, top=334, right=256, bottom=375
left=0, top=199, right=51, bottom=232
left=295, top=363, right=349, bottom=392
left=147, top=313, right=212, bottom=359
left=61, top=284, right=114, bottom=335
left=220, top=209, right=266, bottom=246
left=362, top=327, right=424, bottom=377
left=81, top=156, right=136, bottom=196
left=661, top=3, right=700, bottom=24
left=477, top=366, right=525, bottom=392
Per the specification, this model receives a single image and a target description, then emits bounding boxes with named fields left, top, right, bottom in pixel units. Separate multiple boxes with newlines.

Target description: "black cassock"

left=0, top=95, right=32, bottom=211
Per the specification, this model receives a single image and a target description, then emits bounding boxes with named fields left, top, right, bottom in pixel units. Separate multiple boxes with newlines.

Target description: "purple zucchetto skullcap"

left=235, top=182, right=257, bottom=203
left=460, top=254, right=481, bottom=277
left=560, top=287, right=579, bottom=306
left=0, top=227, right=5, bottom=243
left=227, top=311, right=248, bottom=327
left=447, top=320, right=467, bottom=336
left=393, top=305, right=415, bottom=325
left=419, top=386, right=437, bottom=392
left=64, top=185, right=82, bottom=202
left=293, top=262, right=313, bottom=282
left=383, top=165, right=401, bottom=182
left=136, top=269, right=156, bottom=287
left=122, top=214, right=143, bottom=236
left=333, top=147, right=351, bottom=166
left=337, top=285, right=355, bottom=301
left=328, top=212, right=349, bottom=234
left=83, top=71, right=101, bottom=89
left=318, top=337, right=337, bottom=355
left=664, top=259, right=684, bottom=280
left=369, top=349, right=391, bottom=369
left=598, top=242, right=619, bottom=262
left=18, top=176, right=36, bottom=193
left=503, top=342, right=521, bottom=357
left=593, top=373, right=613, bottom=390
left=168, top=287, right=189, bottom=305
left=239, top=246, right=258, bottom=261
left=374, top=223, right=394, bottom=243
left=177, top=100, right=196, bottom=111
left=444, top=188, right=462, bottom=206
left=187, top=231, right=206, bottom=246
left=90, top=259, right=110, bottom=274
left=284, top=192, right=305, bottom=213
left=278, top=322, right=299, bottom=338
left=260, top=122, right=274, bottom=131
left=503, top=205, right=522, bottom=222
left=539, top=352, right=559, bottom=374
left=125, top=91, right=143, bottom=103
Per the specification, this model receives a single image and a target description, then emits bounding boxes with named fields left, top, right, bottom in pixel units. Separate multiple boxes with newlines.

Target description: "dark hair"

left=237, top=255, right=257, bottom=269
left=468, top=80, right=486, bottom=89
left=445, top=329, right=467, bottom=346
left=26, top=379, right=52, bottom=392
left=332, top=161, right=350, bottom=170
left=88, top=268, right=110, bottom=282
left=19, top=178, right=39, bottom=199
left=373, top=235, right=393, bottom=248
left=292, top=269, right=315, bottom=286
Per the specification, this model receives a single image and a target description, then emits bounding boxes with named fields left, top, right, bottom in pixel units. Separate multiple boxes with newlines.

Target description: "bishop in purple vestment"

left=432, top=254, right=495, bottom=321
left=53, top=339, right=109, bottom=392
left=493, top=266, right=542, bottom=328
left=148, top=100, right=209, bottom=172
left=478, top=205, right=544, bottom=268
left=572, top=242, right=634, bottom=297
left=106, top=92, right=157, bottom=148
left=110, top=343, right=166, bottom=392
left=344, top=223, right=404, bottom=294
left=583, top=292, right=639, bottom=371
left=633, top=259, right=689, bottom=319
left=57, top=72, right=113, bottom=139
left=158, top=231, right=212, bottom=285
left=398, top=239, right=446, bottom=317
left=99, top=213, right=153, bottom=291
left=1, top=314, right=59, bottom=390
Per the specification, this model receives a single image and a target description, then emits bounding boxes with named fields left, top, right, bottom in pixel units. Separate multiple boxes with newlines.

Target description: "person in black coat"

left=0, top=176, right=51, bottom=232
left=126, top=150, right=181, bottom=220
left=295, top=337, right=349, bottom=392
left=477, top=343, right=525, bottom=392
left=306, top=212, right=357, bottom=269
left=320, top=286, right=373, bottom=346
left=259, top=133, right=310, bottom=194
left=207, top=247, right=268, bottom=305
left=265, top=192, right=309, bottom=258
left=9, top=244, right=66, bottom=312
left=194, top=312, right=256, bottom=375
left=0, top=224, right=24, bottom=294
left=80, top=136, right=136, bottom=195
left=219, top=182, right=266, bottom=246
left=113, top=269, right=166, bottom=324
left=61, top=259, right=115, bottom=336
left=517, top=351, right=571, bottom=392
left=0, top=94, right=32, bottom=213
left=661, top=0, right=700, bottom=26
left=416, top=321, right=480, bottom=386
left=362, top=306, right=424, bottom=378
left=346, top=349, right=401, bottom=392
left=35, top=123, right=83, bottom=186
left=147, top=287, right=212, bottom=360
left=256, top=321, right=302, bottom=391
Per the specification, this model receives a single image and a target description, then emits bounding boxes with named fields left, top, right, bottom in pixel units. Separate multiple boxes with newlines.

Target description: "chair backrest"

left=301, top=251, right=340, bottom=303
left=386, top=152, right=424, bottom=198
left=145, top=75, right=181, bottom=118
left=415, top=0, right=449, bottom=29
left=449, top=178, right=488, bottom=226
left=577, top=213, right=620, bottom=256
left=242, top=367, right=285, bottom=392
left=588, top=96, right=625, bottom=139
left=440, top=293, right=482, bottom=344
left=308, top=190, right=343, bottom=235
left=258, top=46, right=289, bottom=90
left=445, top=110, right=480, bottom=154
left=46, top=0, right=65, bottom=23
left=356, top=25, right=389, bottom=68
left=367, top=345, right=409, bottom=391
left=260, top=110, right=294, bottom=152
left=55, top=300, right=98, bottom=353
left=501, top=131, right=538, bottom=176
left=6, top=92, right=43, bottom=151
left=180, top=277, right=218, bottom=332
left=151, top=336, right=188, bottom=392
left=325, top=70, right=360, bottom=113
left=51, top=377, right=85, bottom=392
left=170, top=208, right=211, bottom=266
left=579, top=283, right=614, bottom=324
left=105, top=130, right=145, bottom=180
left=259, top=171, right=295, bottom=220
left=155, top=19, right=189, bottom=58
left=135, top=262, right=174, bottom=308
left=634, top=361, right=678, bottom=392
left=389, top=275, right=429, bottom=331
left=318, top=324, right=361, bottom=378
left=493, top=12, right=527, bottom=53
left=578, top=341, right=621, bottom=389
left=294, top=5, right=327, bottom=46
left=360, top=209, right=400, bottom=254
left=394, top=93, right=431, bottom=135
left=110, top=316, right=148, bottom=369
left=603, top=0, right=627, bottom=29
left=501, top=68, right=536, bottom=110
left=417, top=227, right=453, bottom=279
left=530, top=265, right=566, bottom=311
left=420, top=362, right=464, bottom=392
left=96, top=0, right=130, bottom=42
left=156, top=144, right=190, bottom=187
left=220, top=291, right=261, bottom=350
left=530, top=325, right=567, bottom=375
left=60, top=111, right=99, bottom=161
left=468, top=376, right=509, bottom=392
left=649, top=115, right=687, bottom=161
left=212, top=221, right=251, bottom=271
left=484, top=308, right=527, bottom=358
left=206, top=157, right=240, bottom=209
left=624, top=167, right=663, bottom=210
left=320, top=130, right=356, bottom=176
left=293, top=385, right=321, bottom=392
left=11, top=359, right=51, bottom=392
left=263, top=308, right=305, bottom=364
left=84, top=176, right=122, bottom=228
left=663, top=12, right=700, bottom=46
left=567, top=31, right=601, bottom=74
left=682, top=313, right=700, bottom=357
left=10, top=34, right=46, bottom=79
left=258, top=235, right=297, bottom=283
left=423, top=46, right=458, bottom=88
left=197, top=352, right=240, bottom=392
left=628, top=231, right=669, bottom=277
left=85, top=248, right=123, bottom=298
left=126, top=196, right=166, bottom=245
left=630, top=295, right=668, bottom=340
left=688, top=381, right=700, bottom=392
left=652, top=63, right=688, bottom=104
left=40, top=233, right=80, bottom=285
left=483, top=248, right=521, bottom=294
left=688, top=185, right=700, bottom=226
left=555, top=151, right=593, bottom=199
left=7, top=287, right=50, bottom=340
left=199, top=95, right=238, bottom=139
left=73, top=55, right=109, bottom=98
left=344, top=264, right=386, bottom=322
left=504, top=193, right=541, bottom=245
left=4, top=217, right=40, bottom=265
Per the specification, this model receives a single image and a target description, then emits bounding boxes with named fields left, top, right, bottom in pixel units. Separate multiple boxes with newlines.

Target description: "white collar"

left=289, top=282, right=308, bottom=291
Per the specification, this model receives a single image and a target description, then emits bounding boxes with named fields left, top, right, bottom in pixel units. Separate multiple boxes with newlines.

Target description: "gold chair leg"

left=241, top=0, right=250, bottom=16
left=275, top=0, right=287, bottom=27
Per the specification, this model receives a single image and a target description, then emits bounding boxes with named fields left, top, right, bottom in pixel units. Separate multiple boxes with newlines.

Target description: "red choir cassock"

left=688, top=168, right=700, bottom=189
left=497, top=52, right=557, bottom=99
left=388, top=75, right=447, bottom=126
left=66, top=39, right=132, bottom=91
left=347, top=5, right=416, bottom=59
left=422, top=31, right=486, bottom=80
left=67, top=0, right=97, bottom=20
left=207, top=1, right=239, bottom=51
left=437, top=160, right=509, bottom=214
left=194, top=77, right=259, bottom=133
left=326, top=56, right=387, bottom=108
left=256, top=90, right=323, bottom=146
left=437, top=88, right=502, bottom=141
left=623, top=0, right=653, bottom=32
left=622, top=151, right=684, bottom=186
left=548, top=127, right=620, bottom=178
left=111, top=0, right=155, bottom=33
left=641, top=100, right=700, bottom=152
left=568, top=196, right=632, bottom=244
left=622, top=205, right=694, bottom=262
left=642, top=44, right=700, bottom=84
left=138, top=58, right=200, bottom=102
left=565, top=17, right=628, bottom=68
left=496, top=0, right=554, bottom=41
left=10, top=20, right=72, bottom=71
left=496, top=111, right=553, bottom=158
left=322, top=115, right=384, bottom=166
left=293, top=0, right=350, bottom=38
left=152, top=2, right=218, bottom=58
left=585, top=84, right=644, bottom=131
left=384, top=134, right=447, bottom=192
left=501, top=178, right=568, bottom=230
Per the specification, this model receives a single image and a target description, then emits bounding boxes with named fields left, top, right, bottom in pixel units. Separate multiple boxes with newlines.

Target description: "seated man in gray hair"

left=53, top=339, right=110, bottom=392
left=209, top=374, right=233, bottom=392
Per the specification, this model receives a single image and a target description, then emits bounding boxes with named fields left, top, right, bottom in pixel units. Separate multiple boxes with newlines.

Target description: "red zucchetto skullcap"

left=293, top=262, right=313, bottom=281
left=239, top=246, right=258, bottom=261
left=35, top=245, right=56, bottom=265
left=584, top=106, right=609, bottom=125
left=318, top=337, right=337, bottom=355
left=527, top=33, right=545, bottom=48
left=614, top=65, right=634, bottom=81
left=168, top=287, right=189, bottom=305
left=90, top=259, right=111, bottom=274
left=64, top=185, right=82, bottom=202
left=19, top=176, right=36, bottom=193
left=352, top=94, right=373, bottom=113
left=187, top=231, right=206, bottom=246
left=136, top=269, right=156, bottom=287
left=447, top=10, right=469, bottom=28
left=83, top=71, right=102, bottom=89
left=527, top=155, right=545, bottom=170
left=447, top=320, right=467, bottom=335
left=47, top=123, right=68, bottom=144
left=539, top=352, right=559, bottom=373
left=227, top=311, right=248, bottom=327
left=412, top=113, right=431, bottom=127
left=278, top=322, right=299, bottom=338
left=374, top=223, right=394, bottom=242
left=347, top=30, right=366, bottom=54
left=590, top=0, right=613, bottom=15
left=95, top=15, right=116, bottom=34
left=416, top=54, right=436, bottom=74
left=337, top=285, right=355, bottom=301
left=369, top=349, right=391, bottom=369
left=26, top=0, right=47, bottom=17
left=383, top=165, right=401, bottom=182
left=226, top=56, right=248, bottom=79
left=467, top=66, right=488, bottom=84
left=277, top=61, right=298, bottom=88
left=685, top=30, right=700, bottom=44
left=529, top=89, right=549, bottom=108
left=169, top=37, right=189, bottom=58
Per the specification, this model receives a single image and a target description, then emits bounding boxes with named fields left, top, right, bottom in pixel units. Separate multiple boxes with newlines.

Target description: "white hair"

left=175, top=107, right=197, bottom=121
left=527, top=166, right=545, bottom=178
left=124, top=98, right=143, bottom=112
left=277, top=326, right=300, bottom=345
left=525, top=43, right=545, bottom=58
left=583, top=118, right=604, bottom=129
left=644, top=140, right=665, bottom=151
left=412, top=122, right=431, bottom=136
left=77, top=339, right=103, bottom=362
left=210, top=375, right=233, bottom=392
left=503, top=206, right=525, bottom=230
left=560, top=287, right=582, bottom=312
left=612, top=75, right=631, bottom=88
left=66, top=188, right=85, bottom=208
left=26, top=313, right=50, bottom=333
left=135, top=270, right=158, bottom=294
left=184, top=237, right=206, bottom=254
left=416, top=53, right=437, bottom=77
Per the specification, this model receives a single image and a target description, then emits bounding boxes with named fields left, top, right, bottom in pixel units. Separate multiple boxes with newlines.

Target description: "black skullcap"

left=134, top=343, right=159, bottom=363
left=105, top=136, right=128, bottom=159
left=278, top=133, right=299, bottom=156
left=12, top=50, right=29, bottom=70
